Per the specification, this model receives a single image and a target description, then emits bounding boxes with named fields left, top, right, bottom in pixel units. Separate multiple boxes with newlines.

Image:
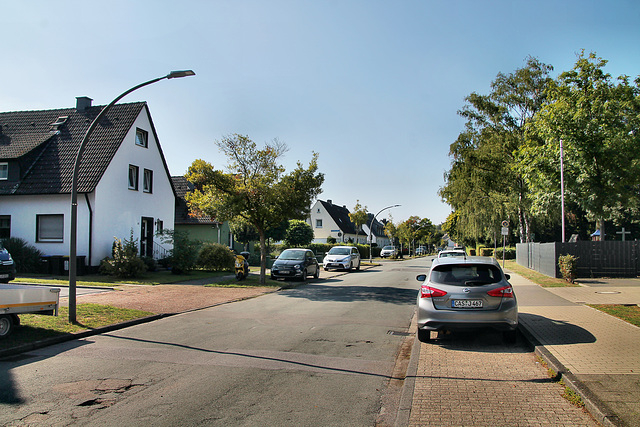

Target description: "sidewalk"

left=506, top=272, right=640, bottom=426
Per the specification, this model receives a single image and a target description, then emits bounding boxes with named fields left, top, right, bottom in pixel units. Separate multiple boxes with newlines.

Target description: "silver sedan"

left=416, top=256, right=518, bottom=343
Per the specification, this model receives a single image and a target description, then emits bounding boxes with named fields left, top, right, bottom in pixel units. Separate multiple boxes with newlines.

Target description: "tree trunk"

left=598, top=218, right=605, bottom=241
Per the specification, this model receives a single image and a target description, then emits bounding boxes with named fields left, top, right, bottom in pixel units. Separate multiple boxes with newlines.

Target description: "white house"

left=0, top=97, right=175, bottom=271
left=307, top=199, right=390, bottom=246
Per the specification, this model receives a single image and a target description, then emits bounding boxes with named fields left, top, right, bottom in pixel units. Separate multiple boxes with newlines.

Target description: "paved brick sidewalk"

left=408, top=331, right=596, bottom=426
left=510, top=272, right=640, bottom=427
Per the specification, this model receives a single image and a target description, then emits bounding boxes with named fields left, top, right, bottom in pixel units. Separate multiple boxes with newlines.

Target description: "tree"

left=185, top=134, right=324, bottom=284
left=348, top=200, right=369, bottom=244
left=383, top=214, right=398, bottom=245
left=230, top=220, right=260, bottom=251
left=521, top=51, right=640, bottom=239
left=440, top=57, right=553, bottom=244
left=284, top=220, right=314, bottom=247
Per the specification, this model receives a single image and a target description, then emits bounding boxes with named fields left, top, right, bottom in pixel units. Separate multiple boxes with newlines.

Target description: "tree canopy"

left=185, top=134, right=324, bottom=283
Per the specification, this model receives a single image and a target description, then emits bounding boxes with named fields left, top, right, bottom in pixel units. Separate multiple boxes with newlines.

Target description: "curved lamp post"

left=68, top=70, right=195, bottom=323
left=368, top=204, right=400, bottom=263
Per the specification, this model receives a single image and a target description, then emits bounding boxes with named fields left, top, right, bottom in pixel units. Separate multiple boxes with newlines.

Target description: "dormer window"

left=0, top=163, right=7, bottom=180
left=135, top=128, right=148, bottom=148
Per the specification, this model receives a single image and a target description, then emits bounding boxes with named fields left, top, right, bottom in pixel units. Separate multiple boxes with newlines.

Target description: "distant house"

left=0, top=97, right=175, bottom=271
left=307, top=199, right=390, bottom=246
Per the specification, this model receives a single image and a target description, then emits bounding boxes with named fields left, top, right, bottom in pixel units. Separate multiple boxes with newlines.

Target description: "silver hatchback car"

left=416, top=256, right=518, bottom=343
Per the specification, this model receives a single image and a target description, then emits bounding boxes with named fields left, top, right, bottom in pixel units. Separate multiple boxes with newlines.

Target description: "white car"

left=380, top=246, right=397, bottom=258
left=438, top=249, right=467, bottom=258
left=323, top=246, right=361, bottom=271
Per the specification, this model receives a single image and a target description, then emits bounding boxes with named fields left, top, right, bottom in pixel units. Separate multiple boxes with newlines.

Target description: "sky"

left=2, top=0, right=639, bottom=225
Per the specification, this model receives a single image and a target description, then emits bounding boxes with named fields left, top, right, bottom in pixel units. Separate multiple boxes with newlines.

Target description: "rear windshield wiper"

left=464, top=280, right=493, bottom=286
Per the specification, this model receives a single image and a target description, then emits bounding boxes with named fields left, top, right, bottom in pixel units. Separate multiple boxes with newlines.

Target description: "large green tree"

left=521, top=51, right=640, bottom=239
left=185, top=134, right=324, bottom=283
left=439, top=57, right=553, bottom=244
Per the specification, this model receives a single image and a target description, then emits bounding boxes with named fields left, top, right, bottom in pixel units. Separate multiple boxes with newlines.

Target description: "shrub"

left=494, top=247, right=516, bottom=260
left=197, top=243, right=235, bottom=271
left=326, top=236, right=337, bottom=244
left=160, top=229, right=201, bottom=274
left=1, top=237, right=44, bottom=273
left=479, top=247, right=494, bottom=257
left=558, top=254, right=578, bottom=283
left=99, top=232, right=147, bottom=278
left=469, top=249, right=476, bottom=256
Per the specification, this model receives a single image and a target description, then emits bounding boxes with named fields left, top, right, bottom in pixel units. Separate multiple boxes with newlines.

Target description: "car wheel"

left=314, top=267, right=319, bottom=279
left=417, top=329, right=431, bottom=343
left=300, top=268, right=308, bottom=281
left=0, top=314, right=15, bottom=338
left=347, top=262, right=352, bottom=272
left=356, top=261, right=360, bottom=271
left=323, top=267, right=328, bottom=271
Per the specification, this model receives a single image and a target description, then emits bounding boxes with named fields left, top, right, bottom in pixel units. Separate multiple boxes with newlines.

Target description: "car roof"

left=432, top=256, right=501, bottom=267
left=332, top=245, right=353, bottom=249
left=283, top=248, right=309, bottom=252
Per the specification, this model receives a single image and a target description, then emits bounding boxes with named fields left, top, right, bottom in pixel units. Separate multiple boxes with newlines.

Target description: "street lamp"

left=68, top=70, right=195, bottom=323
left=368, top=204, right=400, bottom=263
left=560, top=138, right=566, bottom=243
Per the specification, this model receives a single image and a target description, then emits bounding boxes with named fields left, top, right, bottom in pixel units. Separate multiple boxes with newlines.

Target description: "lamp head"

left=167, top=70, right=196, bottom=79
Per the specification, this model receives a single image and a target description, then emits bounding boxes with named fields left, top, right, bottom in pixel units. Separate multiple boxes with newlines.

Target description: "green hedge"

left=494, top=247, right=516, bottom=260
left=479, top=247, right=494, bottom=257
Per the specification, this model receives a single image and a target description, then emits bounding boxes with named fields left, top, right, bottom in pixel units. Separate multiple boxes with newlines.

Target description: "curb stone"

left=518, top=322, right=623, bottom=426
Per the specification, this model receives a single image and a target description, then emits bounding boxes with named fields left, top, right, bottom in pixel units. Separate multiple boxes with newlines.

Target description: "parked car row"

left=270, top=246, right=362, bottom=281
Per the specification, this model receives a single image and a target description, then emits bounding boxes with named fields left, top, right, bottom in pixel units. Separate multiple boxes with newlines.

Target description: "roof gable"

left=0, top=102, right=145, bottom=195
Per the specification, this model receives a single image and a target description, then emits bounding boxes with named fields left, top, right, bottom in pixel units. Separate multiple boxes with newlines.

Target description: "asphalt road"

left=0, top=261, right=421, bottom=426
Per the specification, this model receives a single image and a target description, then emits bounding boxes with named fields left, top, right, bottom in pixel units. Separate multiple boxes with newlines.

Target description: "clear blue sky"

left=2, top=0, right=639, bottom=225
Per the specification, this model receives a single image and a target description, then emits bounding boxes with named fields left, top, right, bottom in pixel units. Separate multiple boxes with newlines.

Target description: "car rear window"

left=430, top=264, right=502, bottom=286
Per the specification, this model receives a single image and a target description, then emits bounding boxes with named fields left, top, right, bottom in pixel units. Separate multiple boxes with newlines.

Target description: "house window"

left=36, top=214, right=63, bottom=243
left=316, top=219, right=323, bottom=228
left=128, top=165, right=139, bottom=190
left=0, top=216, right=10, bottom=239
left=156, top=219, right=164, bottom=234
left=143, top=169, right=153, bottom=193
left=135, top=128, right=148, bottom=148
left=0, top=163, right=7, bottom=180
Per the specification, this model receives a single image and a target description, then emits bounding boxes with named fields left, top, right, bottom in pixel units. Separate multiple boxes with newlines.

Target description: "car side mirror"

left=505, top=273, right=510, bottom=280
left=416, top=274, right=427, bottom=282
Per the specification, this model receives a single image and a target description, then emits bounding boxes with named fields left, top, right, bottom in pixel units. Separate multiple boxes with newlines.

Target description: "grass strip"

left=588, top=304, right=640, bottom=327
left=502, top=260, right=579, bottom=287
left=1, top=304, right=153, bottom=350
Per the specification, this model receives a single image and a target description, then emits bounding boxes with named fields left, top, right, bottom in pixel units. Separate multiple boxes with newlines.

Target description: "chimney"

left=76, top=96, right=93, bottom=111
left=327, top=199, right=332, bottom=205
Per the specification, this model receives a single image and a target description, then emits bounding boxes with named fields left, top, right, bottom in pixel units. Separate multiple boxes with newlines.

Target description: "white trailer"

left=0, top=284, right=60, bottom=338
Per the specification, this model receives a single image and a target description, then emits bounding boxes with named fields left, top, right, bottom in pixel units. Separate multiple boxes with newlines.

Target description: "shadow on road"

left=281, top=283, right=417, bottom=304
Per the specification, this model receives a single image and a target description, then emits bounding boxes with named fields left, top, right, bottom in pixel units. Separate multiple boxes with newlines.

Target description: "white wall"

left=92, top=107, right=175, bottom=264
left=0, top=194, right=90, bottom=258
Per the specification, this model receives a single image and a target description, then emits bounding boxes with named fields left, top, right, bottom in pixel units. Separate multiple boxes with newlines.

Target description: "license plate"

left=452, top=299, right=483, bottom=308
left=279, top=271, right=290, bottom=275
left=0, top=274, right=8, bottom=279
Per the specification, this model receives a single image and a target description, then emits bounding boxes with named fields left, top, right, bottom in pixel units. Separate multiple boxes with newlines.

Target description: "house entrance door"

left=140, top=217, right=154, bottom=258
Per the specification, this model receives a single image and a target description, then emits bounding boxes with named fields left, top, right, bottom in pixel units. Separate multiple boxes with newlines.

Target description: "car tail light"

left=420, top=285, right=447, bottom=298
left=487, top=285, right=514, bottom=298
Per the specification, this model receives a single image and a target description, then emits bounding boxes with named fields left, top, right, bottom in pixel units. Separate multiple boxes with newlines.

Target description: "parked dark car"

left=270, top=248, right=320, bottom=281
left=0, top=245, right=16, bottom=283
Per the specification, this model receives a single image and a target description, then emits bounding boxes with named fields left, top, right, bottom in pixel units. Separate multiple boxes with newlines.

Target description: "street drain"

left=595, top=291, right=621, bottom=294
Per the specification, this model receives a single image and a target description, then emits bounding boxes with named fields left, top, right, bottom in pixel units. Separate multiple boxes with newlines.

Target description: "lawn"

left=502, top=260, right=579, bottom=287
left=0, top=304, right=153, bottom=350
left=13, top=269, right=232, bottom=287
left=588, top=304, right=640, bottom=327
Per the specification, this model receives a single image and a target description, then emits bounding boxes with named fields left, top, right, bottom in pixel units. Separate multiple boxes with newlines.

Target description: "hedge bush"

left=1, top=237, right=44, bottom=274
left=479, top=247, right=494, bottom=257
left=197, top=243, right=235, bottom=271
left=558, top=254, right=579, bottom=283
left=494, top=247, right=516, bottom=260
